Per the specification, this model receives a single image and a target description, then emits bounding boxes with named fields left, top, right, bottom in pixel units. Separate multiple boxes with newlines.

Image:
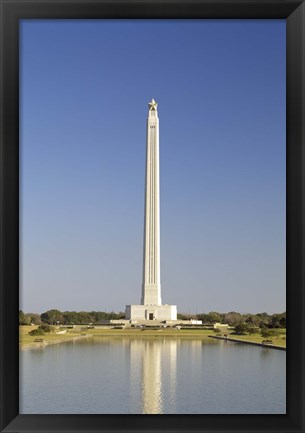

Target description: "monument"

left=125, top=99, right=177, bottom=321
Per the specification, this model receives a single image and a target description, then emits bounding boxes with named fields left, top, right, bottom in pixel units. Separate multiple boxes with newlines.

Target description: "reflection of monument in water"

left=129, top=339, right=178, bottom=414
left=125, top=100, right=177, bottom=321
left=141, top=340, right=163, bottom=414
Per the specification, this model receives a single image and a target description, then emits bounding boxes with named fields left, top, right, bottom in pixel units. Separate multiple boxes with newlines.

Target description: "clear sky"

left=20, top=20, right=286, bottom=314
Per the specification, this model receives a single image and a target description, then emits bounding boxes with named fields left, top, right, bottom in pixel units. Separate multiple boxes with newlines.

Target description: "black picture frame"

left=0, top=1, right=304, bottom=432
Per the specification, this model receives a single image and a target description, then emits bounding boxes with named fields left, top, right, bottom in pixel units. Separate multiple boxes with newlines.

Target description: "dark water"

left=20, top=337, right=286, bottom=414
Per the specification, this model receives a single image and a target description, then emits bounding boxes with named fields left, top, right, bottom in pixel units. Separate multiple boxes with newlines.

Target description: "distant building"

left=213, top=323, right=229, bottom=329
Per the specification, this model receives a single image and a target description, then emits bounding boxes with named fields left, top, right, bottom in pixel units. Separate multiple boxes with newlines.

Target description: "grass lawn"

left=19, top=326, right=286, bottom=349
left=19, top=326, right=85, bottom=348
left=19, top=326, right=214, bottom=348
left=226, top=329, right=286, bottom=347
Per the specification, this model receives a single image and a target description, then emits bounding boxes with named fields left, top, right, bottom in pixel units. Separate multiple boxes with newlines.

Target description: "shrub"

left=29, top=328, right=45, bottom=336
left=38, top=324, right=54, bottom=333
left=261, top=329, right=279, bottom=338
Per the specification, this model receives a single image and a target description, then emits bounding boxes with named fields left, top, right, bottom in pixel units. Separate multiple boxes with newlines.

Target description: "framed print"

left=0, top=1, right=304, bottom=432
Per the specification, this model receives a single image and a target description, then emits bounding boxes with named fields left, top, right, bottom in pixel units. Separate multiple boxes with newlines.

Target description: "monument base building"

left=126, top=99, right=177, bottom=322
left=125, top=304, right=177, bottom=321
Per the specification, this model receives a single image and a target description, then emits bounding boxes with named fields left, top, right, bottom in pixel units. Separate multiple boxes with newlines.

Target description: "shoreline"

left=19, top=327, right=286, bottom=350
left=208, top=335, right=286, bottom=351
left=19, top=334, right=92, bottom=350
left=19, top=330, right=217, bottom=349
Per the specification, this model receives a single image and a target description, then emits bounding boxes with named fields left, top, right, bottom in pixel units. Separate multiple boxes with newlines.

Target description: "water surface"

left=20, top=337, right=286, bottom=414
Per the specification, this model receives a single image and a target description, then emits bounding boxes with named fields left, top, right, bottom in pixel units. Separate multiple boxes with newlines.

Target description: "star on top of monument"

left=148, top=98, right=158, bottom=111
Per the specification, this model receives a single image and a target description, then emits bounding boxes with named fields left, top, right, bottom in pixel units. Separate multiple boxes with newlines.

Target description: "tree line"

left=19, top=309, right=286, bottom=328
left=178, top=311, right=286, bottom=328
left=19, top=309, right=125, bottom=325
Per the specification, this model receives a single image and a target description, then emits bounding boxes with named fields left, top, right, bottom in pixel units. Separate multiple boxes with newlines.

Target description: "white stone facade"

left=125, top=304, right=177, bottom=321
left=125, top=100, right=177, bottom=322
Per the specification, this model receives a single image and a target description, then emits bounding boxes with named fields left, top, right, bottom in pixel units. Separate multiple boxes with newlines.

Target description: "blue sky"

left=20, top=20, right=286, bottom=314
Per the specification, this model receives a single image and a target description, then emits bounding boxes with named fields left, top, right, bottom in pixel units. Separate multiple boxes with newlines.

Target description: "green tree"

left=279, top=312, right=286, bottom=328
left=233, top=323, right=249, bottom=335
left=19, top=310, right=31, bottom=325
left=41, top=309, right=63, bottom=324
left=63, top=311, right=80, bottom=325
left=271, top=313, right=286, bottom=328
left=206, top=312, right=222, bottom=323
left=26, top=313, right=42, bottom=325
left=223, top=312, right=243, bottom=326
left=177, top=313, right=189, bottom=320
left=244, top=314, right=260, bottom=327
left=256, top=312, right=271, bottom=328
left=89, top=311, right=105, bottom=323
left=77, top=311, right=94, bottom=324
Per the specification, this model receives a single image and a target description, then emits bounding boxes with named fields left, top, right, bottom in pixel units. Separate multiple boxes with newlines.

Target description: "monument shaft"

left=141, top=101, right=161, bottom=305
left=125, top=100, right=177, bottom=321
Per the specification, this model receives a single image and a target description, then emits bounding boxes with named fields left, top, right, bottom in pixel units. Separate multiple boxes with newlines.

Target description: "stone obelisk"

left=141, top=98, right=161, bottom=306
left=125, top=100, right=177, bottom=321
